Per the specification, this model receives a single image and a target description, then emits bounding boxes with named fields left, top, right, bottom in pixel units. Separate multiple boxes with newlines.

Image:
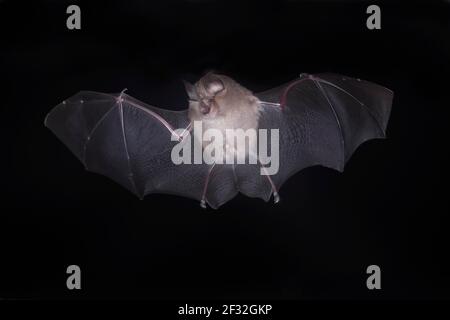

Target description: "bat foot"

left=273, top=192, right=281, bottom=204
left=200, top=199, right=207, bottom=209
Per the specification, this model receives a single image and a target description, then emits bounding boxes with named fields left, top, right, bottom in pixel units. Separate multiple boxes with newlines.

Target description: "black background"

left=1, top=0, right=449, bottom=301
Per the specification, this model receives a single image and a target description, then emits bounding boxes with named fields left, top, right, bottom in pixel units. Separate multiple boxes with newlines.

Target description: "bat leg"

left=273, top=191, right=280, bottom=204
left=258, top=161, right=280, bottom=204
left=200, top=163, right=216, bottom=209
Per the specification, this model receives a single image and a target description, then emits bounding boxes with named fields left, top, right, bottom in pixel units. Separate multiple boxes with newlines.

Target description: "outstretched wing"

left=249, top=73, right=393, bottom=201
left=45, top=91, right=225, bottom=205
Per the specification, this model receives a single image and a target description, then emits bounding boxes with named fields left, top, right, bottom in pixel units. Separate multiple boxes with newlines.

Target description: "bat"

left=44, top=72, right=393, bottom=209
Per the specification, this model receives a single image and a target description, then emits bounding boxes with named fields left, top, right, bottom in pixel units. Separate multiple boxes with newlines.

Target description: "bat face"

left=186, top=73, right=260, bottom=126
left=186, top=73, right=226, bottom=120
left=188, top=93, right=221, bottom=119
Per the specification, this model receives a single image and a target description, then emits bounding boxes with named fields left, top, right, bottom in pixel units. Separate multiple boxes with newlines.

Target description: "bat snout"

left=200, top=105, right=211, bottom=115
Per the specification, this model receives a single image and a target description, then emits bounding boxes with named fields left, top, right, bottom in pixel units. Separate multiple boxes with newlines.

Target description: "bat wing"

left=45, top=91, right=238, bottom=208
left=243, top=73, right=394, bottom=202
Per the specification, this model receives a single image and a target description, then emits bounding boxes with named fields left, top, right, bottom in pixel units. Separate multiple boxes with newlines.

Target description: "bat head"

left=185, top=73, right=227, bottom=120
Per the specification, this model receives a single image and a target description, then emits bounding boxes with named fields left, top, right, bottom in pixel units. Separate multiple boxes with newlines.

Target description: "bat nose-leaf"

left=201, top=106, right=210, bottom=114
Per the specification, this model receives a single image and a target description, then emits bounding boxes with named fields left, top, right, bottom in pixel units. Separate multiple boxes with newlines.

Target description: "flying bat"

left=44, top=72, right=393, bottom=209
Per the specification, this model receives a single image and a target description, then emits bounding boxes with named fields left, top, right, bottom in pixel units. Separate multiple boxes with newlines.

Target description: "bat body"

left=45, top=73, right=393, bottom=209
left=185, top=73, right=261, bottom=166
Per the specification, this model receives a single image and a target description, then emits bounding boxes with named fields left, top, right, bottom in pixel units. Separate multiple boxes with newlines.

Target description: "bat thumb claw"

left=200, top=199, right=207, bottom=209
left=273, top=192, right=281, bottom=204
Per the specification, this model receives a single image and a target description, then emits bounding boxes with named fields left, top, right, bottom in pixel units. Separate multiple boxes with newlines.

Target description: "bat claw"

left=200, top=199, right=207, bottom=209
left=273, top=192, right=280, bottom=204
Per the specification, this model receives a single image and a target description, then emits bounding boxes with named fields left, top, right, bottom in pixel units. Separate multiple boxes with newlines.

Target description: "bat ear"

left=206, top=78, right=225, bottom=96
left=183, top=80, right=198, bottom=100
